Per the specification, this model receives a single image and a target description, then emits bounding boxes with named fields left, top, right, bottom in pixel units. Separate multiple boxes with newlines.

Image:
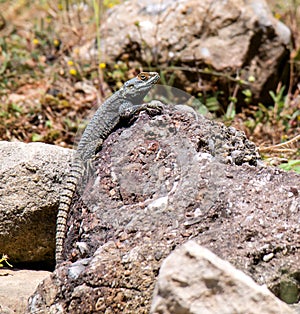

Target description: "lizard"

left=55, top=72, right=161, bottom=264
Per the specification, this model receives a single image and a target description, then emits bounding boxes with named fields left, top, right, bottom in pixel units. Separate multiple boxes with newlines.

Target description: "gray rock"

left=0, top=268, right=50, bottom=314
left=0, top=141, right=73, bottom=264
left=80, top=0, right=291, bottom=105
left=26, top=106, right=299, bottom=313
left=151, top=241, right=295, bottom=314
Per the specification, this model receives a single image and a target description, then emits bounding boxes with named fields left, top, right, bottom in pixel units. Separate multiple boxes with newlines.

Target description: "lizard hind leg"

left=79, top=139, right=102, bottom=182
left=84, top=157, right=97, bottom=184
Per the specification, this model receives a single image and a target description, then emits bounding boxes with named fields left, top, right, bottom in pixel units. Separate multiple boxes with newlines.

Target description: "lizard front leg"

left=119, top=100, right=164, bottom=119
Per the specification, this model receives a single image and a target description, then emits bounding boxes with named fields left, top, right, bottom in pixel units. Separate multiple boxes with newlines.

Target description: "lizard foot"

left=144, top=100, right=164, bottom=116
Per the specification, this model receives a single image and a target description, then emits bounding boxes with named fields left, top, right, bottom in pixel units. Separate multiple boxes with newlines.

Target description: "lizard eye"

left=139, top=73, right=148, bottom=81
left=127, top=84, right=134, bottom=89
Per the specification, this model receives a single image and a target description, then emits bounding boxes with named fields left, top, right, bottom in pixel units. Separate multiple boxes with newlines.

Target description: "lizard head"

left=121, top=72, right=160, bottom=104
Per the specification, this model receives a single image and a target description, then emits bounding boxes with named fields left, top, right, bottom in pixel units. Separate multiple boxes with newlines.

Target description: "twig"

left=147, top=65, right=250, bottom=85
left=259, top=134, right=300, bottom=153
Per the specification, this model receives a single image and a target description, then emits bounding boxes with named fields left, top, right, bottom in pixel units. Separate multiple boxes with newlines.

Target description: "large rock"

left=81, top=0, right=291, bottom=106
left=0, top=141, right=72, bottom=266
left=27, top=105, right=299, bottom=313
left=151, top=241, right=294, bottom=314
left=0, top=268, right=50, bottom=314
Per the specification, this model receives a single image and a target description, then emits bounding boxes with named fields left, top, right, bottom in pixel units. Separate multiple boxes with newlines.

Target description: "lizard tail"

left=55, top=158, right=83, bottom=264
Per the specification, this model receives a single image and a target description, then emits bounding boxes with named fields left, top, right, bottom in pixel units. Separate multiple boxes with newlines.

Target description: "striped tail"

left=55, top=157, right=84, bottom=264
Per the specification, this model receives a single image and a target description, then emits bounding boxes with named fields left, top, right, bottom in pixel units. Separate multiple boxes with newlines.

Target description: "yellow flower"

left=248, top=75, right=256, bottom=83
left=53, top=39, right=60, bottom=47
left=116, top=81, right=123, bottom=88
left=58, top=3, right=63, bottom=10
left=67, top=60, right=74, bottom=66
left=33, top=38, right=39, bottom=45
left=69, top=68, right=77, bottom=76
left=99, top=63, right=106, bottom=69
left=274, top=12, right=281, bottom=20
left=103, top=0, right=120, bottom=8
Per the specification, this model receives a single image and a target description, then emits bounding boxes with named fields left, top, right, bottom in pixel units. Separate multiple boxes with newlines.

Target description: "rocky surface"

left=80, top=0, right=291, bottom=105
left=151, top=241, right=294, bottom=314
left=0, top=141, right=72, bottom=267
left=27, top=105, right=299, bottom=313
left=0, top=268, right=50, bottom=314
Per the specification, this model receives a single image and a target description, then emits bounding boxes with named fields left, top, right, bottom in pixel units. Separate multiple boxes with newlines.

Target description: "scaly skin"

left=55, top=72, right=161, bottom=264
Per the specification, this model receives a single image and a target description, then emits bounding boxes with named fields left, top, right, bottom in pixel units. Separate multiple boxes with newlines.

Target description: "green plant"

left=91, top=0, right=121, bottom=98
left=269, top=86, right=286, bottom=120
left=278, top=160, right=300, bottom=173
left=0, top=254, right=13, bottom=268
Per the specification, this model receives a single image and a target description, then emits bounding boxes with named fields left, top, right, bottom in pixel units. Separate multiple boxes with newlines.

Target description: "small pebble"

left=263, top=252, right=274, bottom=262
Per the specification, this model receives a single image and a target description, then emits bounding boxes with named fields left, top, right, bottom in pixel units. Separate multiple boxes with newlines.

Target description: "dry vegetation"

left=231, top=0, right=300, bottom=171
left=0, top=0, right=298, bottom=170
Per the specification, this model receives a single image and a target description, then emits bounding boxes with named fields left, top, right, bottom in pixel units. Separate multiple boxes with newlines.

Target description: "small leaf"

left=32, top=133, right=43, bottom=142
